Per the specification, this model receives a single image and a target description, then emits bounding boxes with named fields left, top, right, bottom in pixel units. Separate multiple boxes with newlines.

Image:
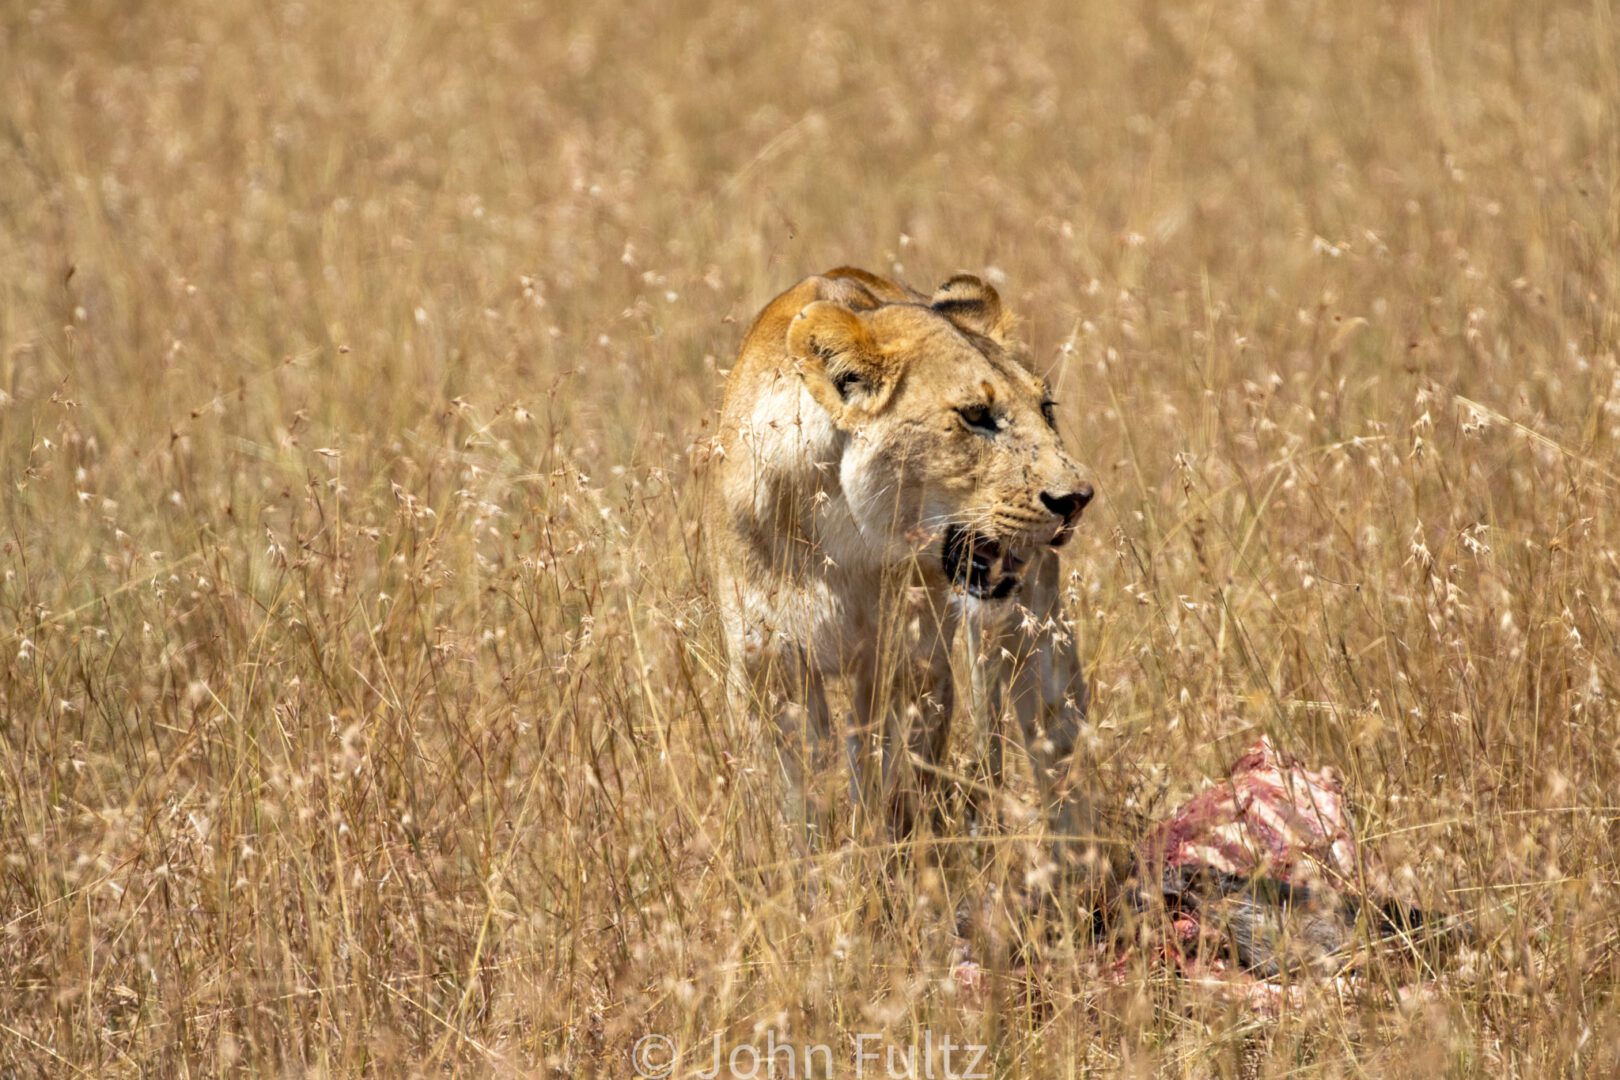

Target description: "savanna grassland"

left=2, top=0, right=1619, bottom=1075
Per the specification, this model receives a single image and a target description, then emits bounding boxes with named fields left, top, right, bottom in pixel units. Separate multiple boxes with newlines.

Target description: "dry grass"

left=2, top=0, right=1619, bottom=1074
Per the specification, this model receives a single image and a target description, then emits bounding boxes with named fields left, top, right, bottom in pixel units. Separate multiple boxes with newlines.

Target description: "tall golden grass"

left=2, top=0, right=1618, bottom=1073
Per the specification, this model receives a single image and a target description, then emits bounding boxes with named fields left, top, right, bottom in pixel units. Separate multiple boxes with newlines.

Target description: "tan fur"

left=707, top=267, right=1096, bottom=846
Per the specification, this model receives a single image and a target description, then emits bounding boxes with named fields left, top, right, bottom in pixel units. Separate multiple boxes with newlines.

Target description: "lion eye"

left=957, top=404, right=997, bottom=433
left=1040, top=401, right=1057, bottom=428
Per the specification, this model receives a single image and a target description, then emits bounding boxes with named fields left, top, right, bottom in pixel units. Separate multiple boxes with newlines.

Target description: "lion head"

left=786, top=274, right=1093, bottom=600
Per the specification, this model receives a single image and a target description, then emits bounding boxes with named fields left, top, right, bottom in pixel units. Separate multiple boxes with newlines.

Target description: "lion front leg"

left=860, top=595, right=957, bottom=839
left=970, top=556, right=1118, bottom=894
left=724, top=629, right=839, bottom=851
left=962, top=611, right=1013, bottom=832
left=1007, top=630, right=1107, bottom=884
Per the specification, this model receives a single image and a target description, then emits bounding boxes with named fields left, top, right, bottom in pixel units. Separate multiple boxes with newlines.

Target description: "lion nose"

left=1040, top=484, right=1094, bottom=523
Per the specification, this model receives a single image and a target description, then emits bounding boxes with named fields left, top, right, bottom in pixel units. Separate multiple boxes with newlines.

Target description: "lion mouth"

left=942, top=526, right=1034, bottom=600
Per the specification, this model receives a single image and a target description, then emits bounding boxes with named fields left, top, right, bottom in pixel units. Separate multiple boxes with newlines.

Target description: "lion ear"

left=931, top=274, right=1009, bottom=341
left=787, top=301, right=893, bottom=425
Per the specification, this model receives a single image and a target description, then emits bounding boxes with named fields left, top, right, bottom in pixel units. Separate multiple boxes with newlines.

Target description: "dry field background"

left=3, top=0, right=1619, bottom=1075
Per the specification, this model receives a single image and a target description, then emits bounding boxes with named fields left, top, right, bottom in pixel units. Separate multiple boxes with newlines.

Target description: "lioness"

left=708, top=267, right=1100, bottom=867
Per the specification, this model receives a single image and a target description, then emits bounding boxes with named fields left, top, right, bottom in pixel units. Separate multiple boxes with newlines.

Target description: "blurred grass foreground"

left=2, top=0, right=1618, bottom=1074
